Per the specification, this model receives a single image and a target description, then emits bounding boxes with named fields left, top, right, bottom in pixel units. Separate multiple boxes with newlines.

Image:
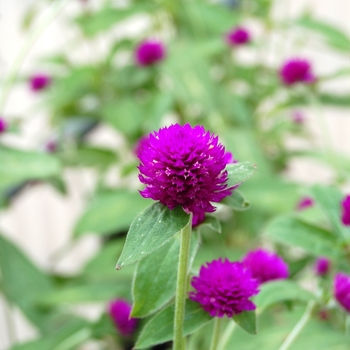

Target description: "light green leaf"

left=198, top=215, right=221, bottom=233
left=255, top=280, right=316, bottom=312
left=116, top=203, right=190, bottom=269
left=233, top=311, right=256, bottom=334
left=222, top=190, right=250, bottom=211
left=134, top=300, right=212, bottom=349
left=74, top=190, right=152, bottom=237
left=265, top=215, right=341, bottom=258
left=226, top=162, right=257, bottom=188
left=132, top=232, right=199, bottom=318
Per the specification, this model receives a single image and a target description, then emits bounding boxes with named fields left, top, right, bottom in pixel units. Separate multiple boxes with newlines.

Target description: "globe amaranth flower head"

left=0, top=117, right=7, bottom=133
left=280, top=58, right=316, bottom=86
left=135, top=39, right=166, bottom=67
left=226, top=27, right=251, bottom=46
left=296, top=196, right=314, bottom=211
left=30, top=73, right=51, bottom=91
left=341, top=195, right=350, bottom=226
left=108, top=299, right=138, bottom=336
left=190, top=259, right=259, bottom=317
left=291, top=110, right=305, bottom=124
left=334, top=272, right=350, bottom=313
left=314, top=257, right=331, bottom=276
left=242, top=248, right=289, bottom=284
left=138, top=124, right=233, bottom=215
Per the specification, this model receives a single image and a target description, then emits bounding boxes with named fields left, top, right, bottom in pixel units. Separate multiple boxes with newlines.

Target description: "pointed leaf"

left=222, top=190, right=250, bottom=211
left=198, top=215, right=221, bottom=233
left=116, top=203, right=190, bottom=269
left=226, top=162, right=256, bottom=188
left=134, top=300, right=212, bottom=349
left=232, top=311, right=256, bottom=334
left=132, top=232, right=199, bottom=318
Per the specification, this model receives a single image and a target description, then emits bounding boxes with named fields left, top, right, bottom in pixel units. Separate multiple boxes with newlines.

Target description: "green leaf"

left=132, top=232, right=199, bottom=318
left=232, top=311, right=256, bottom=334
left=265, top=215, right=341, bottom=258
left=198, top=215, right=221, bottom=233
left=74, top=190, right=152, bottom=237
left=226, top=162, right=257, bottom=188
left=134, top=300, right=212, bottom=349
left=0, top=147, right=61, bottom=194
left=222, top=190, right=250, bottom=211
left=255, top=280, right=316, bottom=312
left=116, top=203, right=190, bottom=269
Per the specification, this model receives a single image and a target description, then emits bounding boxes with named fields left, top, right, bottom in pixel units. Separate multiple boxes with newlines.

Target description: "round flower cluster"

left=226, top=27, right=250, bottom=46
left=108, top=299, right=138, bottom=336
left=135, top=40, right=166, bottom=67
left=280, top=58, right=315, bottom=86
left=189, top=259, right=259, bottom=317
left=0, top=117, right=7, bottom=134
left=30, top=73, right=51, bottom=91
left=334, top=273, right=350, bottom=313
left=341, top=195, right=350, bottom=226
left=314, top=257, right=331, bottom=276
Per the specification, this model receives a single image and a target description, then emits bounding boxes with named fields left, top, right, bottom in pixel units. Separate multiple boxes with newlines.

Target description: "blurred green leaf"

left=116, top=203, right=190, bottom=269
left=233, top=311, right=256, bottom=334
left=132, top=232, right=199, bottom=318
left=134, top=299, right=212, bottom=349
left=222, top=190, right=250, bottom=211
left=75, top=190, right=152, bottom=237
left=226, top=162, right=257, bottom=188
left=198, top=215, right=222, bottom=233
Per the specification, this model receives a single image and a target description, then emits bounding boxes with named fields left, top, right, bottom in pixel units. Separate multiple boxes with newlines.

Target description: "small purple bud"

left=45, top=140, right=57, bottom=153
left=334, top=272, right=350, bottom=313
left=296, top=196, right=314, bottom=211
left=291, top=110, right=305, bottom=124
left=30, top=73, right=51, bottom=92
left=0, top=117, right=7, bottom=133
left=225, top=27, right=251, bottom=46
left=135, top=40, right=166, bottom=67
left=314, top=257, right=330, bottom=276
left=341, top=195, right=350, bottom=226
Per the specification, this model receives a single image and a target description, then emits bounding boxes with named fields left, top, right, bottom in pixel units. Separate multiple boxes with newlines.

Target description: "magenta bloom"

left=190, top=259, right=259, bottom=317
left=291, top=110, right=305, bottom=124
left=226, top=27, right=251, bottom=46
left=30, top=73, right=51, bottom=91
left=280, top=58, right=315, bottom=86
left=0, top=118, right=7, bottom=133
left=138, top=124, right=232, bottom=214
left=314, top=257, right=330, bottom=276
left=135, top=40, right=166, bottom=67
left=108, top=299, right=138, bottom=336
left=242, top=248, right=289, bottom=284
left=341, top=195, right=350, bottom=226
left=296, top=196, right=314, bottom=211
left=334, top=273, right=350, bottom=313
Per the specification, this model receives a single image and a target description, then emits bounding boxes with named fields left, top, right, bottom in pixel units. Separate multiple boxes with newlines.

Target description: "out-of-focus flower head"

left=242, top=248, right=289, bottom=284
left=190, top=258, right=259, bottom=317
left=291, top=110, right=305, bottom=124
left=135, top=40, right=166, bottom=67
left=280, top=58, right=316, bottom=86
left=137, top=124, right=233, bottom=215
left=0, top=117, right=7, bottom=133
left=341, top=195, right=350, bottom=226
left=296, top=196, right=314, bottom=211
left=108, top=299, right=138, bottom=336
left=226, top=27, right=251, bottom=46
left=314, top=257, right=331, bottom=276
left=334, top=273, right=350, bottom=313
left=45, top=140, right=58, bottom=153
left=30, top=73, right=51, bottom=91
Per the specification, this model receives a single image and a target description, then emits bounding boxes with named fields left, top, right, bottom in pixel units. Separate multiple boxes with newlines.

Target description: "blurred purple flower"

left=341, top=195, right=350, bottom=226
left=226, top=27, right=251, bottom=46
left=224, top=151, right=238, bottom=164
left=280, top=58, right=316, bottom=86
left=45, top=140, right=57, bottom=153
left=291, top=110, right=305, bottom=124
left=334, top=273, right=350, bottom=313
left=0, top=117, right=7, bottom=133
left=30, top=73, right=51, bottom=91
left=108, top=299, right=138, bottom=336
left=296, top=196, right=314, bottom=211
left=242, top=248, right=289, bottom=284
left=190, top=258, right=259, bottom=317
left=135, top=40, right=166, bottom=67
left=138, top=124, right=233, bottom=215
left=314, top=257, right=330, bottom=276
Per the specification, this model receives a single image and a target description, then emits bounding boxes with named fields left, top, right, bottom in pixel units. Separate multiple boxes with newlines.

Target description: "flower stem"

left=209, top=317, right=222, bottom=350
left=278, top=301, right=315, bottom=350
left=217, top=320, right=236, bottom=350
left=173, top=217, right=192, bottom=350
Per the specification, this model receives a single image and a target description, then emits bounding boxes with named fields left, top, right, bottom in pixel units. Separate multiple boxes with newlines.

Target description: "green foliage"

left=233, top=311, right=257, bottom=334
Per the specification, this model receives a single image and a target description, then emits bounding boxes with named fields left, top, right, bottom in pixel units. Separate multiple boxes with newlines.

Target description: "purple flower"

left=224, top=151, right=238, bottom=164
left=314, top=257, right=330, bottom=276
left=296, top=196, right=314, bottom=211
left=334, top=273, right=350, bottom=313
left=341, top=195, right=350, bottom=226
left=30, top=73, right=51, bottom=91
left=108, top=299, right=138, bottom=336
left=138, top=124, right=232, bottom=214
left=242, top=248, right=289, bottom=284
left=280, top=58, right=316, bottom=86
left=226, top=27, right=251, bottom=46
left=190, top=259, right=259, bottom=317
left=135, top=40, right=166, bottom=67
left=45, top=140, right=57, bottom=153
left=291, top=110, right=305, bottom=124
left=0, top=117, right=7, bottom=133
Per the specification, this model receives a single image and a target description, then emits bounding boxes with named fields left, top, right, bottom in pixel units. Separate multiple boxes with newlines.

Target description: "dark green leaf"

left=134, top=300, right=212, bottom=349
left=116, top=203, right=190, bottom=269
left=232, top=311, right=256, bottom=334
left=226, top=162, right=257, bottom=188
left=222, top=190, right=250, bottom=211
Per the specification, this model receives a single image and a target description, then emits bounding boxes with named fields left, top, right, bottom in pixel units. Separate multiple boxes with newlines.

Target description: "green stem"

left=173, top=217, right=192, bottom=350
left=209, top=317, right=222, bottom=350
left=217, top=320, right=236, bottom=350
left=278, top=301, right=315, bottom=350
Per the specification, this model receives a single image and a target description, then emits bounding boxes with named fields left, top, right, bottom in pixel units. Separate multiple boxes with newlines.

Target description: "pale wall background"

left=0, top=0, right=350, bottom=349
